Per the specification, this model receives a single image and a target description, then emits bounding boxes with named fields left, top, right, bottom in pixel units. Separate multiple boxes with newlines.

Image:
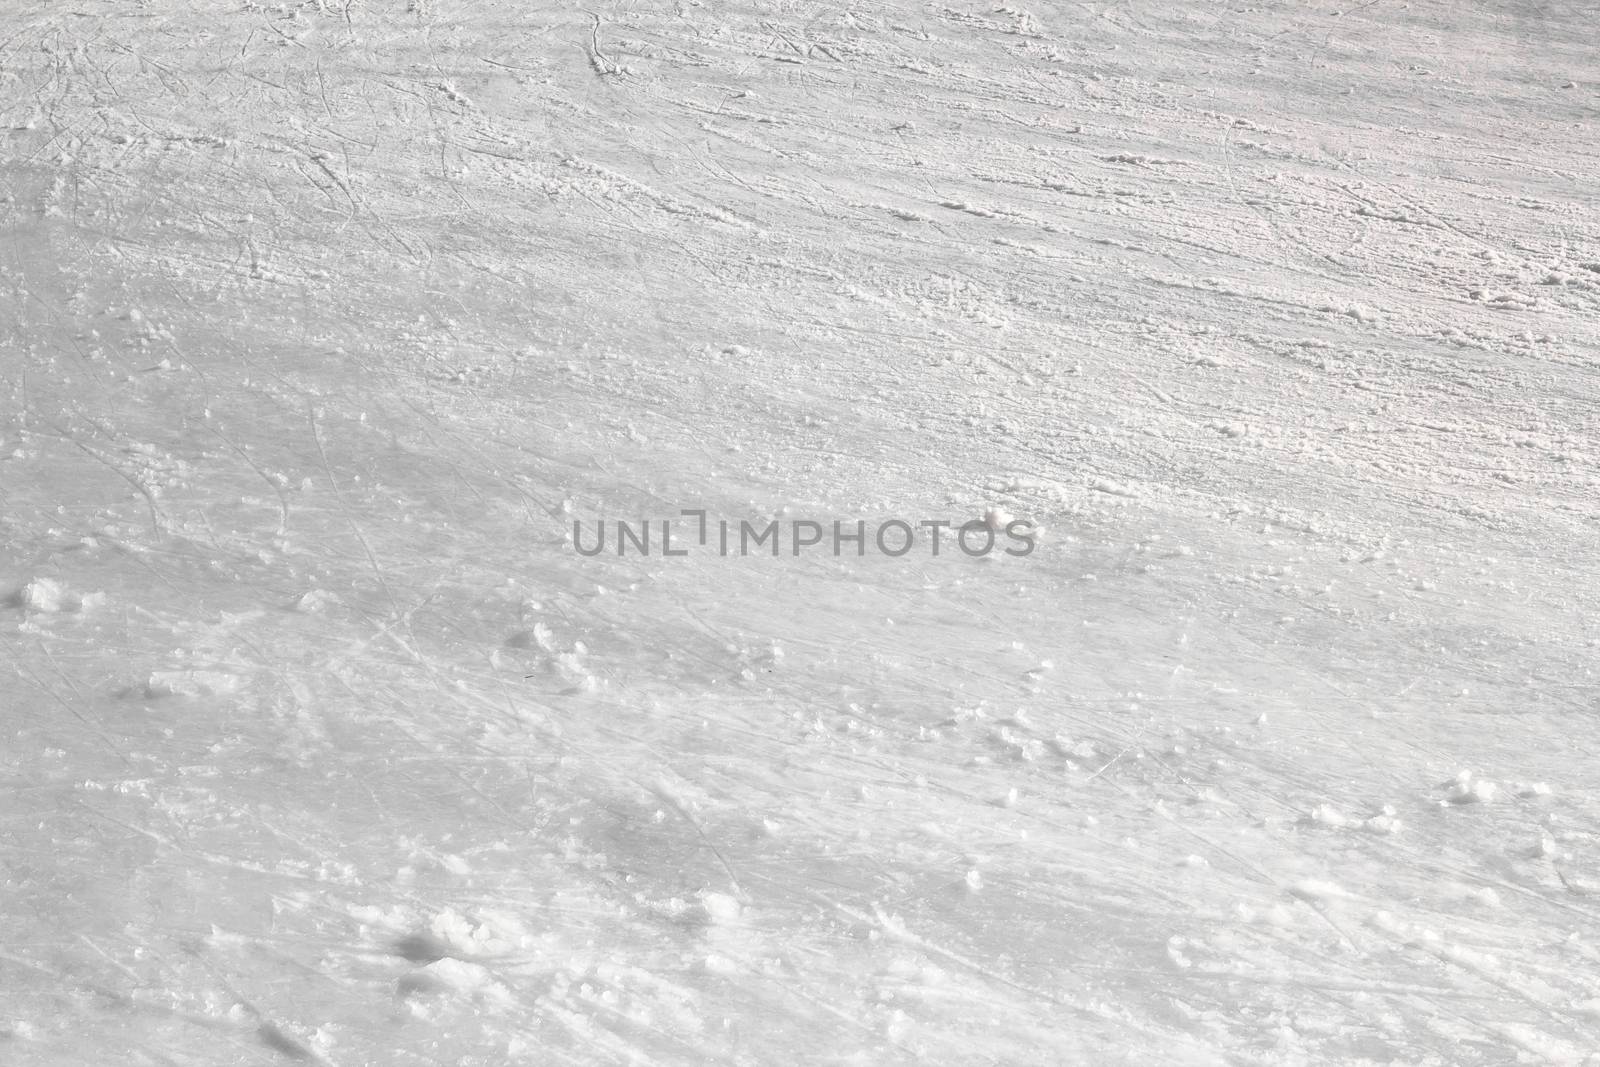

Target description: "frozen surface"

left=2, top=1, right=1599, bottom=1063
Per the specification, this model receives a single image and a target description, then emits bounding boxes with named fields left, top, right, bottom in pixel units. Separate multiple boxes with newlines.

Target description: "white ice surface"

left=2, top=1, right=1599, bottom=1064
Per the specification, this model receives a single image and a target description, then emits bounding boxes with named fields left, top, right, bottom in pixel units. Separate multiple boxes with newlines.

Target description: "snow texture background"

left=2, top=1, right=1598, bottom=1063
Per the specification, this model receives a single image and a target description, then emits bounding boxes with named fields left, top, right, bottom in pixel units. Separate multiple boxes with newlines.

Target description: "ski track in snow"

left=2, top=1, right=1598, bottom=1063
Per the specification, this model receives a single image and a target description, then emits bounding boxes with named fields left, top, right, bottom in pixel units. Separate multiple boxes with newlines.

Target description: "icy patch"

left=1288, top=878, right=1352, bottom=902
left=144, top=670, right=245, bottom=698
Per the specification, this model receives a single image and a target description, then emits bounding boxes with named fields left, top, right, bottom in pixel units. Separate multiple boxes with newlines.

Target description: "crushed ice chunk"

left=10, top=578, right=86, bottom=614
left=1445, top=771, right=1498, bottom=805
